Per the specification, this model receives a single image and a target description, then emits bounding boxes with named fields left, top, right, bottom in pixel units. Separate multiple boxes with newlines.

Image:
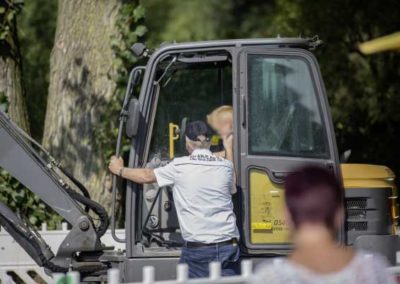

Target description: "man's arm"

left=108, top=156, right=156, bottom=184
left=121, top=168, right=156, bottom=184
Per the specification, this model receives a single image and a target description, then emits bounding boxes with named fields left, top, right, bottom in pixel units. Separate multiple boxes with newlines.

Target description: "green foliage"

left=95, top=2, right=146, bottom=161
left=0, top=0, right=22, bottom=56
left=0, top=91, right=8, bottom=112
left=0, top=170, right=63, bottom=229
left=144, top=0, right=232, bottom=46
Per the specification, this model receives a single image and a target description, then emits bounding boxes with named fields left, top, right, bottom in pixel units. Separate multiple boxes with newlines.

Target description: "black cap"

left=185, top=121, right=211, bottom=141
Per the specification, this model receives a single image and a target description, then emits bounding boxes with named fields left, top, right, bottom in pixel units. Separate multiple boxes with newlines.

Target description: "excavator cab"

left=115, top=39, right=332, bottom=281
left=117, top=38, right=398, bottom=281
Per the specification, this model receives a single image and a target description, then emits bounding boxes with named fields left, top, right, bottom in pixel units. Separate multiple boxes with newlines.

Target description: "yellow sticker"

left=251, top=222, right=273, bottom=230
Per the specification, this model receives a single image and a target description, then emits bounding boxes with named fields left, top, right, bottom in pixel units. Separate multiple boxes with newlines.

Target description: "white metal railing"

left=1, top=224, right=400, bottom=283
left=49, top=260, right=400, bottom=284
left=52, top=260, right=253, bottom=284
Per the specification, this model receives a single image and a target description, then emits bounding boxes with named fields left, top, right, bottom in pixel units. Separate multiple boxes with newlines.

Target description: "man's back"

left=154, top=148, right=239, bottom=243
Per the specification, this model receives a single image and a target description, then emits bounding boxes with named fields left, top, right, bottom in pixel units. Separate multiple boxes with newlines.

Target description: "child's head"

left=207, top=105, right=233, bottom=136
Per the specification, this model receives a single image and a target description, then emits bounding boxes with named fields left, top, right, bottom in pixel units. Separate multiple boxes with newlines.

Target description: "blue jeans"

left=179, top=242, right=240, bottom=278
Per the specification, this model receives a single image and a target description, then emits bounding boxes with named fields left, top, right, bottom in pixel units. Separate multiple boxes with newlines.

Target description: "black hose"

left=38, top=254, right=68, bottom=273
left=55, top=164, right=109, bottom=236
left=64, top=186, right=109, bottom=237
left=59, top=166, right=91, bottom=199
left=58, top=166, right=91, bottom=212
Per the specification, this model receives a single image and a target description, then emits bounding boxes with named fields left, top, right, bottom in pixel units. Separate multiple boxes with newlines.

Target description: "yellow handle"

left=169, top=123, right=180, bottom=160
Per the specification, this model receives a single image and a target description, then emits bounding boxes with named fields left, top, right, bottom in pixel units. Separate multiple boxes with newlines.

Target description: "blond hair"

left=207, top=105, right=233, bottom=130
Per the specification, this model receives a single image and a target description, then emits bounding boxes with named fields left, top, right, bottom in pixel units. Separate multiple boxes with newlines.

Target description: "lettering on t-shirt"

left=189, top=153, right=224, bottom=162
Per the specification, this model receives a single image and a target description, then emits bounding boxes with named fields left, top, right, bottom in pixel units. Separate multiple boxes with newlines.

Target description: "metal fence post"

left=52, top=273, right=65, bottom=284
left=209, top=262, right=221, bottom=280
left=66, top=271, right=80, bottom=284
left=108, top=268, right=120, bottom=284
left=143, top=266, right=155, bottom=284
left=176, top=263, right=188, bottom=282
left=241, top=260, right=253, bottom=277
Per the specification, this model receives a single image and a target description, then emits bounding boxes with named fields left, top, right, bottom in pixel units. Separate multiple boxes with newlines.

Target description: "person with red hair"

left=250, top=165, right=394, bottom=284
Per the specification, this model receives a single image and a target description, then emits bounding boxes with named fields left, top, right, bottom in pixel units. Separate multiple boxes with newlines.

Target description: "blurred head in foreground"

left=251, top=165, right=395, bottom=284
left=284, top=165, right=343, bottom=233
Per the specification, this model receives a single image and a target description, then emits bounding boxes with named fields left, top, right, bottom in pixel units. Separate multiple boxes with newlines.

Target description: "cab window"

left=149, top=52, right=232, bottom=160
left=247, top=55, right=329, bottom=158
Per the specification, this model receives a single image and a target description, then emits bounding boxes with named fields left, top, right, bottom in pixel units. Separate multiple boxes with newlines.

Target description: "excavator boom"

left=0, top=110, right=108, bottom=272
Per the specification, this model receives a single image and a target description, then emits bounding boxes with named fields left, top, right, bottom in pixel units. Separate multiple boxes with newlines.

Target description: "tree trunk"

left=43, top=0, right=122, bottom=212
left=0, top=56, right=29, bottom=132
left=0, top=2, right=30, bottom=133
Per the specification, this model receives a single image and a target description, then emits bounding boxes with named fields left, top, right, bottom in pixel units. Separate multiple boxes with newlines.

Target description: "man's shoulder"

left=169, top=156, right=192, bottom=167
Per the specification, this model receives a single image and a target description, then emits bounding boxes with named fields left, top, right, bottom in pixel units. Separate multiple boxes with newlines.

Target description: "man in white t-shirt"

left=108, top=121, right=240, bottom=278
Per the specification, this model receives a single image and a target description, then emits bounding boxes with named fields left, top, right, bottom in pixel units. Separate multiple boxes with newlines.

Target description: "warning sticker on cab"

left=251, top=222, right=273, bottom=230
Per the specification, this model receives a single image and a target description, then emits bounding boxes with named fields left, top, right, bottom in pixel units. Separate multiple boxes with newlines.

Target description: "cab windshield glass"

left=248, top=54, right=329, bottom=158
left=149, top=51, right=232, bottom=160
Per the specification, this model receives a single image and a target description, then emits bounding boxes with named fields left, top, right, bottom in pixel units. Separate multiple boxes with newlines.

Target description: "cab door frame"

left=236, top=47, right=344, bottom=252
left=125, top=45, right=236, bottom=257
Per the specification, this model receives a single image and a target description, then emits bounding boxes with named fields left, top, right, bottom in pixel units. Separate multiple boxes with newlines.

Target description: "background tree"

left=0, top=0, right=29, bottom=132
left=42, top=0, right=145, bottom=214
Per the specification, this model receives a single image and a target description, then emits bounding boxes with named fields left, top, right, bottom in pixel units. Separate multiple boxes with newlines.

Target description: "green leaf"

left=7, top=10, right=15, bottom=22
left=133, top=5, right=145, bottom=22
left=0, top=7, right=6, bottom=14
left=29, top=215, right=38, bottom=224
left=133, top=25, right=147, bottom=37
left=0, top=103, right=7, bottom=113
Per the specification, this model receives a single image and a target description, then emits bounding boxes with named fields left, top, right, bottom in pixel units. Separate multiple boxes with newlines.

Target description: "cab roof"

left=156, top=37, right=322, bottom=52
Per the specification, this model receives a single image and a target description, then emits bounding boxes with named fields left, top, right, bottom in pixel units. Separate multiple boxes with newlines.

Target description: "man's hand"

left=108, top=155, right=124, bottom=175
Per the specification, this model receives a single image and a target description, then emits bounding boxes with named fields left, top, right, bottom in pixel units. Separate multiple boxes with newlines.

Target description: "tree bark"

left=0, top=3, right=30, bottom=133
left=0, top=56, right=29, bottom=132
left=43, top=0, right=121, bottom=212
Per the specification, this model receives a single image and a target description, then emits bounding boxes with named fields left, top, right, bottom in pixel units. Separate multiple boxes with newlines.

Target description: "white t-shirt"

left=154, top=149, right=239, bottom=243
left=249, top=251, right=395, bottom=284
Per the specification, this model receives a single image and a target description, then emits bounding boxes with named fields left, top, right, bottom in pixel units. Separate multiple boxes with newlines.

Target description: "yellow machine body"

left=249, top=164, right=398, bottom=244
